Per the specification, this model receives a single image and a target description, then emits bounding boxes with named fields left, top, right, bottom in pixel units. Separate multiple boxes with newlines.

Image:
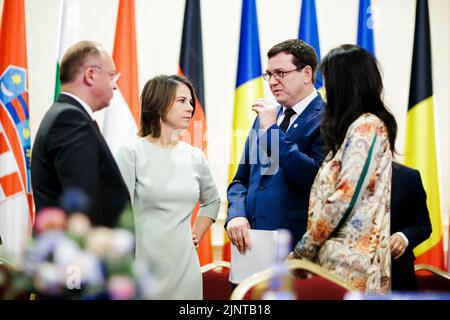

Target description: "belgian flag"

left=178, top=0, right=211, bottom=266
left=404, top=0, right=445, bottom=269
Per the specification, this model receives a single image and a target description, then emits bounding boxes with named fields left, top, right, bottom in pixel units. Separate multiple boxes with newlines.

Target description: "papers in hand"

left=229, top=229, right=278, bottom=284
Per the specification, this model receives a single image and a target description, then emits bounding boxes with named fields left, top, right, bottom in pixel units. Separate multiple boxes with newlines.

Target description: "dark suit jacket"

left=391, top=162, right=432, bottom=291
left=31, top=94, right=130, bottom=227
left=226, top=94, right=326, bottom=248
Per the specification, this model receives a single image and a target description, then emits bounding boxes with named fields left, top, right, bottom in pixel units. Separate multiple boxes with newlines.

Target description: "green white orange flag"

left=54, top=0, right=80, bottom=101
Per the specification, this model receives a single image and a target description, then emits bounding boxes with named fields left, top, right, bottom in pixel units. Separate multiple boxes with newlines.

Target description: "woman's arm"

left=193, top=150, right=220, bottom=244
left=193, top=216, right=215, bottom=245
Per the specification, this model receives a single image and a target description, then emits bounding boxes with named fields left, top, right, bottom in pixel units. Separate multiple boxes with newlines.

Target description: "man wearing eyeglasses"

left=226, top=39, right=326, bottom=255
left=31, top=40, right=130, bottom=227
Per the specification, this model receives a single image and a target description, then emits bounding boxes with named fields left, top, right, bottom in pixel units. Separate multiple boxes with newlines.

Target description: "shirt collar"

left=61, top=91, right=96, bottom=120
left=282, top=89, right=318, bottom=116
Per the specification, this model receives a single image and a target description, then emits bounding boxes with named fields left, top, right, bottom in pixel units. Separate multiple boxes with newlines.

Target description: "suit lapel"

left=286, top=94, right=324, bottom=138
left=57, top=94, right=130, bottom=200
left=58, top=93, right=107, bottom=144
left=57, top=94, right=115, bottom=163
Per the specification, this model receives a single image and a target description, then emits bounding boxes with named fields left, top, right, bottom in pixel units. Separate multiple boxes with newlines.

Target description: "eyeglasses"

left=262, top=67, right=300, bottom=81
left=89, top=65, right=121, bottom=82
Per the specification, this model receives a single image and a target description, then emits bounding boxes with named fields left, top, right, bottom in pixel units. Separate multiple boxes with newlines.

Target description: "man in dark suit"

left=31, top=41, right=130, bottom=227
left=226, top=39, right=326, bottom=254
left=391, top=162, right=432, bottom=291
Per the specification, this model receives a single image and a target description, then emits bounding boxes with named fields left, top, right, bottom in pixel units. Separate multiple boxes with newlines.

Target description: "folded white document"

left=229, top=229, right=278, bottom=284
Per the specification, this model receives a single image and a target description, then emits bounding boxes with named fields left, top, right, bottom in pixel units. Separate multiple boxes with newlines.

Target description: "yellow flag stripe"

left=228, top=77, right=264, bottom=184
left=404, top=96, right=443, bottom=257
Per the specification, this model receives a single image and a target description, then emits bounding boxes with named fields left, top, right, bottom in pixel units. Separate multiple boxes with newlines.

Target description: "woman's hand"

left=193, top=233, right=199, bottom=249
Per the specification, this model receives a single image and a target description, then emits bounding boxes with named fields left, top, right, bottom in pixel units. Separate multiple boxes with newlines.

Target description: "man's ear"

left=303, top=65, right=314, bottom=84
left=84, top=67, right=96, bottom=85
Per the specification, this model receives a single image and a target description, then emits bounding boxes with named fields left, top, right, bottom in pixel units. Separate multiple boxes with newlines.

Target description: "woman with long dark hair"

left=292, top=44, right=397, bottom=293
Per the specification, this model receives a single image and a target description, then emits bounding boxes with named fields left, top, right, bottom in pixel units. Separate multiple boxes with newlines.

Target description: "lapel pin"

left=293, top=123, right=298, bottom=129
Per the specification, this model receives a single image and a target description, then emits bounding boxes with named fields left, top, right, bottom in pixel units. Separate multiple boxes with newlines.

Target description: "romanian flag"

left=54, top=0, right=80, bottom=101
left=0, top=0, right=33, bottom=264
left=357, top=0, right=375, bottom=56
left=178, top=0, right=211, bottom=266
left=223, top=0, right=263, bottom=261
left=103, top=0, right=140, bottom=155
left=298, top=0, right=322, bottom=89
left=404, top=0, right=445, bottom=270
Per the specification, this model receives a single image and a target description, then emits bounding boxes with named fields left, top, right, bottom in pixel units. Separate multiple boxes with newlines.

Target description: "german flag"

left=178, top=0, right=211, bottom=266
left=404, top=0, right=445, bottom=269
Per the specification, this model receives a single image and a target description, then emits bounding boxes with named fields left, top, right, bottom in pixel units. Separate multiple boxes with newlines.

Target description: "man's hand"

left=251, top=99, right=277, bottom=130
left=226, top=217, right=251, bottom=254
left=390, top=233, right=407, bottom=259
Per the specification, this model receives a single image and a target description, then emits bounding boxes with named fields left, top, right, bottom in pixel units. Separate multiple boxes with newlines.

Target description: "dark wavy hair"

left=319, top=44, right=397, bottom=156
left=138, top=75, right=196, bottom=138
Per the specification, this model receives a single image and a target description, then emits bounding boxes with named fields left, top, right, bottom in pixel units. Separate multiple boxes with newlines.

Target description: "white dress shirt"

left=61, top=91, right=96, bottom=121
left=276, top=89, right=318, bottom=130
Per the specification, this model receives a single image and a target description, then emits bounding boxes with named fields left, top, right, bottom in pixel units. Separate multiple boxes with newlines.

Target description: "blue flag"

left=298, top=0, right=322, bottom=88
left=357, top=0, right=375, bottom=55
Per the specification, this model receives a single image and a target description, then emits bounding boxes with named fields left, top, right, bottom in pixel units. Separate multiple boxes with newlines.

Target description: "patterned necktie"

left=279, top=108, right=296, bottom=132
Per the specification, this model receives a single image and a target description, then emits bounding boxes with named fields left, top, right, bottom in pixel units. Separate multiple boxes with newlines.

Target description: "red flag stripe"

left=10, top=97, right=27, bottom=123
left=0, top=107, right=25, bottom=192
left=0, top=0, right=27, bottom=70
left=415, top=238, right=445, bottom=268
left=20, top=92, right=29, bottom=114
left=0, top=133, right=9, bottom=154
left=0, top=172, right=22, bottom=197
left=113, top=0, right=140, bottom=126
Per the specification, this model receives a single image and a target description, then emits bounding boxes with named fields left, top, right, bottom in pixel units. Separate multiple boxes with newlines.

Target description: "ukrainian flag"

left=298, top=0, right=322, bottom=89
left=224, top=0, right=263, bottom=261
left=404, top=0, right=445, bottom=269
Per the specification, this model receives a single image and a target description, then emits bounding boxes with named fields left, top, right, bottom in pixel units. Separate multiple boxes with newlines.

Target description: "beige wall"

left=1, top=0, right=449, bottom=248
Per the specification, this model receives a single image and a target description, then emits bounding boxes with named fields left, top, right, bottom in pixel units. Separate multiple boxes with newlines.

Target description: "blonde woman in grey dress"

left=115, top=75, right=220, bottom=299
